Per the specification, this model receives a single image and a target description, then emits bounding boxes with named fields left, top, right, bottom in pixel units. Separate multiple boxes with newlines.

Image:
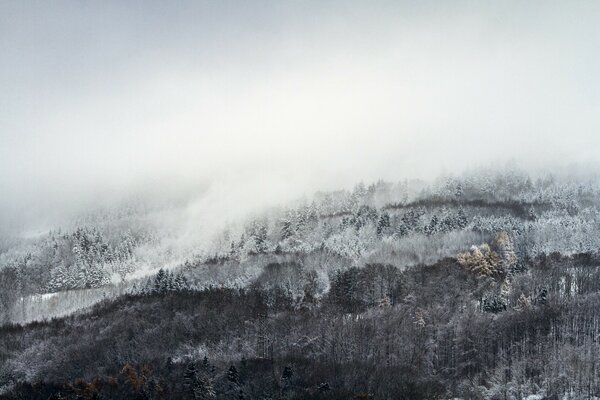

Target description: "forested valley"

left=2, top=170, right=600, bottom=399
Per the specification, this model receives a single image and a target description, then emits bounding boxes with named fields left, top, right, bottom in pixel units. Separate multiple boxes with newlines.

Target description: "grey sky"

left=1, top=1, right=600, bottom=231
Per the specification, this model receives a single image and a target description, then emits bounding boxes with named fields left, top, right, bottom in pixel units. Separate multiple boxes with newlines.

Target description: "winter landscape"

left=2, top=2, right=600, bottom=399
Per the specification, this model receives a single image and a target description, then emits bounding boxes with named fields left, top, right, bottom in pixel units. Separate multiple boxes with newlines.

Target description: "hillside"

left=2, top=171, right=600, bottom=398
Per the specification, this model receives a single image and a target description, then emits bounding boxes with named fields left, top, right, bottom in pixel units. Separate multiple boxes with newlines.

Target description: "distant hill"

left=3, top=170, right=600, bottom=398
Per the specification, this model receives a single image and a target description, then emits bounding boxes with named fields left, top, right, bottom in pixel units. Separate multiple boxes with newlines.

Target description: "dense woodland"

left=2, top=170, right=600, bottom=399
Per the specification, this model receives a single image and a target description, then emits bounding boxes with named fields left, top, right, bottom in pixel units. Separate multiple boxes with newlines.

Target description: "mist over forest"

left=4, top=168, right=600, bottom=399
left=2, top=1, right=600, bottom=399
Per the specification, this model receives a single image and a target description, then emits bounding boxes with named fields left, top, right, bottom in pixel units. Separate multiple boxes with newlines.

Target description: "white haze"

left=1, top=1, right=600, bottom=235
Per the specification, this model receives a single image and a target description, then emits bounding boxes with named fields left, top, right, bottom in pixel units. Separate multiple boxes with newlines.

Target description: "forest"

left=2, top=169, right=600, bottom=399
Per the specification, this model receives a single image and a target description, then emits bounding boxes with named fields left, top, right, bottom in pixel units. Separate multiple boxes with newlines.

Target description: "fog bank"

left=2, top=1, right=600, bottom=233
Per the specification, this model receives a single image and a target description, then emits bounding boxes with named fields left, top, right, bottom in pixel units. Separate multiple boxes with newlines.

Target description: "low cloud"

left=1, top=1, right=600, bottom=234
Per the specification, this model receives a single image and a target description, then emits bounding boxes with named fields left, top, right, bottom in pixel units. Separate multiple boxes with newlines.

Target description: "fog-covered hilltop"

left=2, top=170, right=600, bottom=398
left=2, top=169, right=600, bottom=324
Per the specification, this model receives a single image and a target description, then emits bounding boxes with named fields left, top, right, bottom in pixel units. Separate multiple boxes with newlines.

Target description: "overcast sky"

left=1, top=1, right=600, bottom=231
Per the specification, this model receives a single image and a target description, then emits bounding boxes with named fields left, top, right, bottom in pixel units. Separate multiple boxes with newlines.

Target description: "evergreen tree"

left=184, top=362, right=198, bottom=390
left=281, top=365, right=293, bottom=394
left=154, top=268, right=168, bottom=293
left=425, top=215, right=439, bottom=236
left=250, top=222, right=268, bottom=253
left=184, top=362, right=215, bottom=400
left=174, top=273, right=189, bottom=291
left=280, top=217, right=293, bottom=240
left=227, top=365, right=239, bottom=384
left=295, top=210, right=306, bottom=233
left=395, top=219, right=410, bottom=237
left=48, top=264, right=69, bottom=292
left=307, top=202, right=319, bottom=223
left=456, top=208, right=468, bottom=229
left=536, top=287, right=548, bottom=305
left=377, top=212, right=391, bottom=235
left=281, top=366, right=293, bottom=381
